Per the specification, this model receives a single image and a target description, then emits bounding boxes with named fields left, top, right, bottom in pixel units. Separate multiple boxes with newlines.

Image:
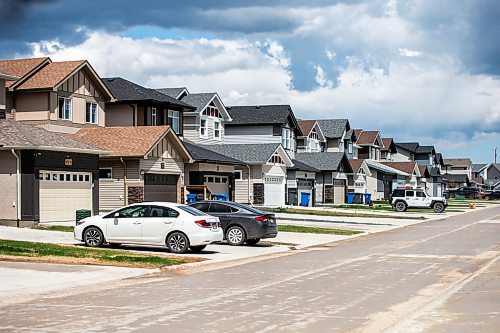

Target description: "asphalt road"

left=1, top=206, right=499, bottom=332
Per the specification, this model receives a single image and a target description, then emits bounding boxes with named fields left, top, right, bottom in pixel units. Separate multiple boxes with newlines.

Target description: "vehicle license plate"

left=211, top=223, right=218, bottom=230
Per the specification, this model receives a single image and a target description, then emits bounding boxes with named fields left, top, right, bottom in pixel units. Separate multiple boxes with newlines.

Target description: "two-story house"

left=393, top=142, right=419, bottom=162
left=0, top=72, right=18, bottom=119
left=476, top=163, right=500, bottom=190
left=0, top=57, right=114, bottom=133
left=296, top=120, right=326, bottom=153
left=380, top=138, right=397, bottom=161
left=316, top=119, right=356, bottom=156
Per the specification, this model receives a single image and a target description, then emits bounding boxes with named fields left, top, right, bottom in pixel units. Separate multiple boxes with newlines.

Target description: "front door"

left=141, top=205, right=179, bottom=244
left=106, top=205, right=147, bottom=243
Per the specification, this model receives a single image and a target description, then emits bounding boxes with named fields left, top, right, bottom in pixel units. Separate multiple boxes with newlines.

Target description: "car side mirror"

left=114, top=212, right=119, bottom=218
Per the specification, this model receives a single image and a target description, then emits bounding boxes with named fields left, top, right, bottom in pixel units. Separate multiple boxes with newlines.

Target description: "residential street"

left=1, top=206, right=499, bottom=333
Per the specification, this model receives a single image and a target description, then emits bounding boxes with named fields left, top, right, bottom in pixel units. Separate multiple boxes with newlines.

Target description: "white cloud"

left=398, top=48, right=423, bottom=57
left=314, top=65, right=333, bottom=88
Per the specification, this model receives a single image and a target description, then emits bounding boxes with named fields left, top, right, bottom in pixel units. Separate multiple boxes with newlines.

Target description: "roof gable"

left=205, top=143, right=293, bottom=166
left=182, top=93, right=231, bottom=120
left=356, top=130, right=382, bottom=146
left=316, top=119, right=350, bottom=139
left=0, top=57, right=50, bottom=88
left=349, top=159, right=371, bottom=176
left=297, top=120, right=326, bottom=142
left=381, top=161, right=420, bottom=176
left=156, top=87, right=189, bottom=99
left=381, top=138, right=397, bottom=153
left=395, top=142, right=419, bottom=153
left=226, top=105, right=301, bottom=134
left=295, top=152, right=352, bottom=172
left=183, top=140, right=243, bottom=165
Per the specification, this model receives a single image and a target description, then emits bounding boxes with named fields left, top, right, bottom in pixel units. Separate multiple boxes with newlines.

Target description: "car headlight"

left=76, top=218, right=87, bottom=226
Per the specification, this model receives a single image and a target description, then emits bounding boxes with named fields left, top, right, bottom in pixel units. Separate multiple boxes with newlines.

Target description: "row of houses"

left=0, top=56, right=484, bottom=224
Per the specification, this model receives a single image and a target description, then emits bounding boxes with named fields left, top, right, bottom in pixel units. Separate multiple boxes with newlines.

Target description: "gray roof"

left=443, top=173, right=469, bottom=183
left=429, top=167, right=442, bottom=177
left=395, top=142, right=419, bottom=152
left=183, top=141, right=243, bottom=165
left=180, top=93, right=217, bottom=112
left=156, top=87, right=187, bottom=99
left=226, top=105, right=293, bottom=126
left=102, top=77, right=194, bottom=109
left=317, top=119, right=350, bottom=139
left=289, top=159, right=320, bottom=172
left=415, top=145, right=435, bottom=154
left=472, top=163, right=487, bottom=172
left=295, top=152, right=351, bottom=172
left=205, top=143, right=282, bottom=165
left=0, top=119, right=105, bottom=154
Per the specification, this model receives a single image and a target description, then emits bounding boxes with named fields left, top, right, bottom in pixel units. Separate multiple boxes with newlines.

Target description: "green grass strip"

left=267, top=208, right=426, bottom=220
left=0, top=239, right=191, bottom=268
left=278, top=224, right=363, bottom=235
left=32, top=225, right=75, bottom=232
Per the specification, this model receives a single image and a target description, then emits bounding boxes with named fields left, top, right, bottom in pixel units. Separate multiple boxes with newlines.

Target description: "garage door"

left=144, top=173, right=178, bottom=203
left=333, top=180, right=345, bottom=205
left=264, top=176, right=285, bottom=206
left=203, top=175, right=229, bottom=196
left=39, top=171, right=93, bottom=222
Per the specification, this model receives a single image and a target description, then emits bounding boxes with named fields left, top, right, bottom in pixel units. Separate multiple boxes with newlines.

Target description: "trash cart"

left=364, top=193, right=372, bottom=205
left=347, top=192, right=355, bottom=204
left=75, top=209, right=91, bottom=223
left=300, top=192, right=311, bottom=207
left=212, top=193, right=229, bottom=201
left=186, top=194, right=197, bottom=204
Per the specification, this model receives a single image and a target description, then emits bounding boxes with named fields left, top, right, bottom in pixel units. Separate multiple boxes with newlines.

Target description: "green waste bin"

left=455, top=194, right=465, bottom=200
left=76, top=209, right=92, bottom=223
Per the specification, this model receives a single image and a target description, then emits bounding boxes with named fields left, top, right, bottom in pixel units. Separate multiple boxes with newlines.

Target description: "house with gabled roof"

left=381, top=138, right=397, bottom=161
left=295, top=152, right=352, bottom=205
left=70, top=126, right=193, bottom=212
left=443, top=158, right=473, bottom=179
left=103, top=78, right=195, bottom=135
left=296, top=120, right=326, bottom=153
left=393, top=142, right=419, bottom=162
left=316, top=119, right=356, bottom=157
left=347, top=159, right=372, bottom=202
left=1, top=72, right=18, bottom=119
left=0, top=118, right=107, bottom=223
left=477, top=163, right=500, bottom=190
left=381, top=161, right=421, bottom=189
left=355, top=130, right=384, bottom=160
left=0, top=57, right=114, bottom=132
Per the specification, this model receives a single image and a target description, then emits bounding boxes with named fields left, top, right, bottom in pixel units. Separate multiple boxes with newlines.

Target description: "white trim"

left=213, top=119, right=221, bottom=140
left=58, top=96, right=72, bottom=121
left=151, top=107, right=157, bottom=126
left=199, top=116, right=208, bottom=138
left=234, top=170, right=243, bottom=181
left=85, top=102, right=98, bottom=124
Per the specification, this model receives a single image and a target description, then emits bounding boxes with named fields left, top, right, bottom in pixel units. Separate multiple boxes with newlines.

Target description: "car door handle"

left=133, top=222, right=142, bottom=225
left=163, top=221, right=173, bottom=224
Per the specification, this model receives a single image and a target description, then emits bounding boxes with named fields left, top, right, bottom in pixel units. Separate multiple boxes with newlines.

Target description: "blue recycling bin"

left=300, top=192, right=311, bottom=207
left=364, top=193, right=372, bottom=205
left=347, top=192, right=355, bottom=204
left=186, top=194, right=197, bottom=204
left=212, top=193, right=229, bottom=201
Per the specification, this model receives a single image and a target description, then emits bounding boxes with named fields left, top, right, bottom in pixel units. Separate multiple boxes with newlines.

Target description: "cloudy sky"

left=1, top=0, right=499, bottom=163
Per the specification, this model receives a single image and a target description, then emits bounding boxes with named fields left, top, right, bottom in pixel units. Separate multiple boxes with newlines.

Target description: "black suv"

left=444, top=187, right=481, bottom=199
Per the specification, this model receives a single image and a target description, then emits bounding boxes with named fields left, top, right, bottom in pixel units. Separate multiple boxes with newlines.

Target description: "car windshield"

left=228, top=201, right=264, bottom=214
left=177, top=205, right=207, bottom=216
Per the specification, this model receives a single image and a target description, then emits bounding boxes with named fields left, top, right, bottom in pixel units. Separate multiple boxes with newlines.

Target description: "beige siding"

left=99, top=179, right=125, bottom=212
left=140, top=158, right=183, bottom=175
left=183, top=115, right=226, bottom=145
left=106, top=104, right=134, bottom=127
left=0, top=151, right=18, bottom=220
left=234, top=165, right=262, bottom=204
left=14, top=92, right=50, bottom=121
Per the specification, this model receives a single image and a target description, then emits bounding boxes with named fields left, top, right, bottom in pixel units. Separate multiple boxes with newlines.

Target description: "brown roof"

left=70, top=126, right=173, bottom=157
left=297, top=120, right=316, bottom=136
left=381, top=161, right=418, bottom=175
left=0, top=57, right=49, bottom=87
left=349, top=159, right=365, bottom=173
left=418, top=165, right=430, bottom=178
left=443, top=158, right=472, bottom=167
left=354, top=129, right=363, bottom=139
left=16, top=60, right=85, bottom=90
left=381, top=138, right=393, bottom=151
left=356, top=130, right=380, bottom=145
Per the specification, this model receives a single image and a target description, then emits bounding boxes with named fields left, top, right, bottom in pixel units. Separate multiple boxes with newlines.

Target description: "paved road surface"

left=1, top=206, right=499, bottom=332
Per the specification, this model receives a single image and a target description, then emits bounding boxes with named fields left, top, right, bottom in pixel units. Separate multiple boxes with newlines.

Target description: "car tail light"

left=255, top=216, right=269, bottom=222
left=195, top=220, right=212, bottom=228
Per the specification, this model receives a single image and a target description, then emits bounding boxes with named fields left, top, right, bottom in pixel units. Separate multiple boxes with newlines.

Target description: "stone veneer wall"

left=128, top=186, right=144, bottom=204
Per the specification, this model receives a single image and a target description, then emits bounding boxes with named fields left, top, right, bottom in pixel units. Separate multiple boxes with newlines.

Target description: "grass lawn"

left=32, top=225, right=75, bottom=232
left=0, top=239, right=198, bottom=268
left=267, top=208, right=426, bottom=220
left=278, top=224, right=363, bottom=235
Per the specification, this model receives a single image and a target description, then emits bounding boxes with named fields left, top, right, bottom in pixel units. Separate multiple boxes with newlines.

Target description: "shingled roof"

left=103, top=77, right=193, bottom=109
left=70, top=126, right=191, bottom=160
left=381, top=138, right=397, bottom=153
left=381, top=161, right=419, bottom=175
left=226, top=105, right=290, bottom=124
left=183, top=141, right=243, bottom=165
left=395, top=142, right=419, bottom=153
left=418, top=165, right=431, bottom=178
left=181, top=93, right=218, bottom=112
left=206, top=143, right=292, bottom=165
left=316, top=119, right=350, bottom=139
left=356, top=130, right=381, bottom=146
left=16, top=60, right=85, bottom=90
left=443, top=158, right=472, bottom=167
left=295, top=152, right=352, bottom=172
left=0, top=57, right=50, bottom=88
left=415, top=145, right=435, bottom=154
left=297, top=120, right=316, bottom=137
left=156, top=87, right=188, bottom=99
left=0, top=119, right=105, bottom=154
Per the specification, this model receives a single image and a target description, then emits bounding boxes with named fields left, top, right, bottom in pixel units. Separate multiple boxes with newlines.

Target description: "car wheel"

left=395, top=201, right=407, bottom=212
left=83, top=227, right=104, bottom=247
left=246, top=238, right=261, bottom=246
left=433, top=202, right=445, bottom=213
left=190, top=245, right=207, bottom=253
left=167, top=232, right=190, bottom=254
left=226, top=226, right=246, bottom=246
left=450, top=193, right=455, bottom=198
left=468, top=193, right=476, bottom=199
left=484, top=195, right=490, bottom=201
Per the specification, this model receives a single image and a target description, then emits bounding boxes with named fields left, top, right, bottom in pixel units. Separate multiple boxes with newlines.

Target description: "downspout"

left=120, top=157, right=128, bottom=205
left=246, top=164, right=252, bottom=205
left=11, top=149, right=21, bottom=227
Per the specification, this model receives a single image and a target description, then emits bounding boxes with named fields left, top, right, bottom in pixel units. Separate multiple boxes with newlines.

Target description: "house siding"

left=234, top=165, right=262, bottom=204
left=0, top=151, right=18, bottom=220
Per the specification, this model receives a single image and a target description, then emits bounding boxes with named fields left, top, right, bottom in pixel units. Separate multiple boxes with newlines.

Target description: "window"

left=234, top=170, right=242, bottom=180
left=108, top=206, right=147, bottom=219
left=58, top=97, right=72, bottom=120
left=269, top=153, right=284, bottom=164
left=200, top=118, right=207, bottom=137
left=99, top=168, right=112, bottom=179
left=191, top=203, right=209, bottom=212
left=213, top=121, right=221, bottom=139
left=282, top=127, right=291, bottom=150
left=416, top=191, right=426, bottom=198
left=348, top=142, right=353, bottom=154
left=178, top=205, right=206, bottom=216
left=147, top=206, right=179, bottom=218
left=209, top=203, right=232, bottom=213
left=168, top=110, right=180, bottom=133
left=406, top=190, right=415, bottom=197
left=85, top=102, right=98, bottom=124
left=151, top=108, right=157, bottom=126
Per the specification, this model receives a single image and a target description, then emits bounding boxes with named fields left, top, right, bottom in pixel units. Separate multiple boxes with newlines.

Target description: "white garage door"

left=264, top=176, right=285, bottom=206
left=39, top=171, right=93, bottom=222
left=203, top=175, right=229, bottom=196
left=333, top=180, right=345, bottom=205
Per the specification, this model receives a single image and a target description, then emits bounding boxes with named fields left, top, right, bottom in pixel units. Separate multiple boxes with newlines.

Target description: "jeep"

left=390, top=188, right=447, bottom=213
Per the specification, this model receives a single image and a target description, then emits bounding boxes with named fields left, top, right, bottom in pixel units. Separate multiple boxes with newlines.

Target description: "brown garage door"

left=144, top=173, right=178, bottom=203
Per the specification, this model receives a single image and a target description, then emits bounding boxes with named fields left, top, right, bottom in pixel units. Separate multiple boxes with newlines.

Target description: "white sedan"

left=74, top=202, right=222, bottom=253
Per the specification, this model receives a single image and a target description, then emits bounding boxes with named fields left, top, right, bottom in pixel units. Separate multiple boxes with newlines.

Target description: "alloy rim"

left=228, top=228, right=243, bottom=244
left=169, top=234, right=186, bottom=252
left=396, top=203, right=405, bottom=211
left=85, top=229, right=101, bottom=246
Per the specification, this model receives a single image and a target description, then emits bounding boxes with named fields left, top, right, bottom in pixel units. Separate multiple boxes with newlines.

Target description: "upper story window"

left=309, top=129, right=319, bottom=141
left=151, top=108, right=157, bottom=126
left=269, top=153, right=284, bottom=164
left=348, top=142, right=353, bottom=154
left=202, top=105, right=221, bottom=118
left=213, top=120, right=221, bottom=139
left=58, top=97, right=72, bottom=120
left=200, top=118, right=207, bottom=137
left=85, top=102, right=98, bottom=124
left=168, top=110, right=180, bottom=134
left=282, top=127, right=292, bottom=150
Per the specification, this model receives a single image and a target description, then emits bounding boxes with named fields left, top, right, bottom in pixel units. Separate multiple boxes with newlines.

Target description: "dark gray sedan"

left=189, top=201, right=278, bottom=246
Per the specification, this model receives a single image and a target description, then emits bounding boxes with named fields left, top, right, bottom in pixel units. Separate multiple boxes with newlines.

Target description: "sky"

left=0, top=0, right=499, bottom=163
